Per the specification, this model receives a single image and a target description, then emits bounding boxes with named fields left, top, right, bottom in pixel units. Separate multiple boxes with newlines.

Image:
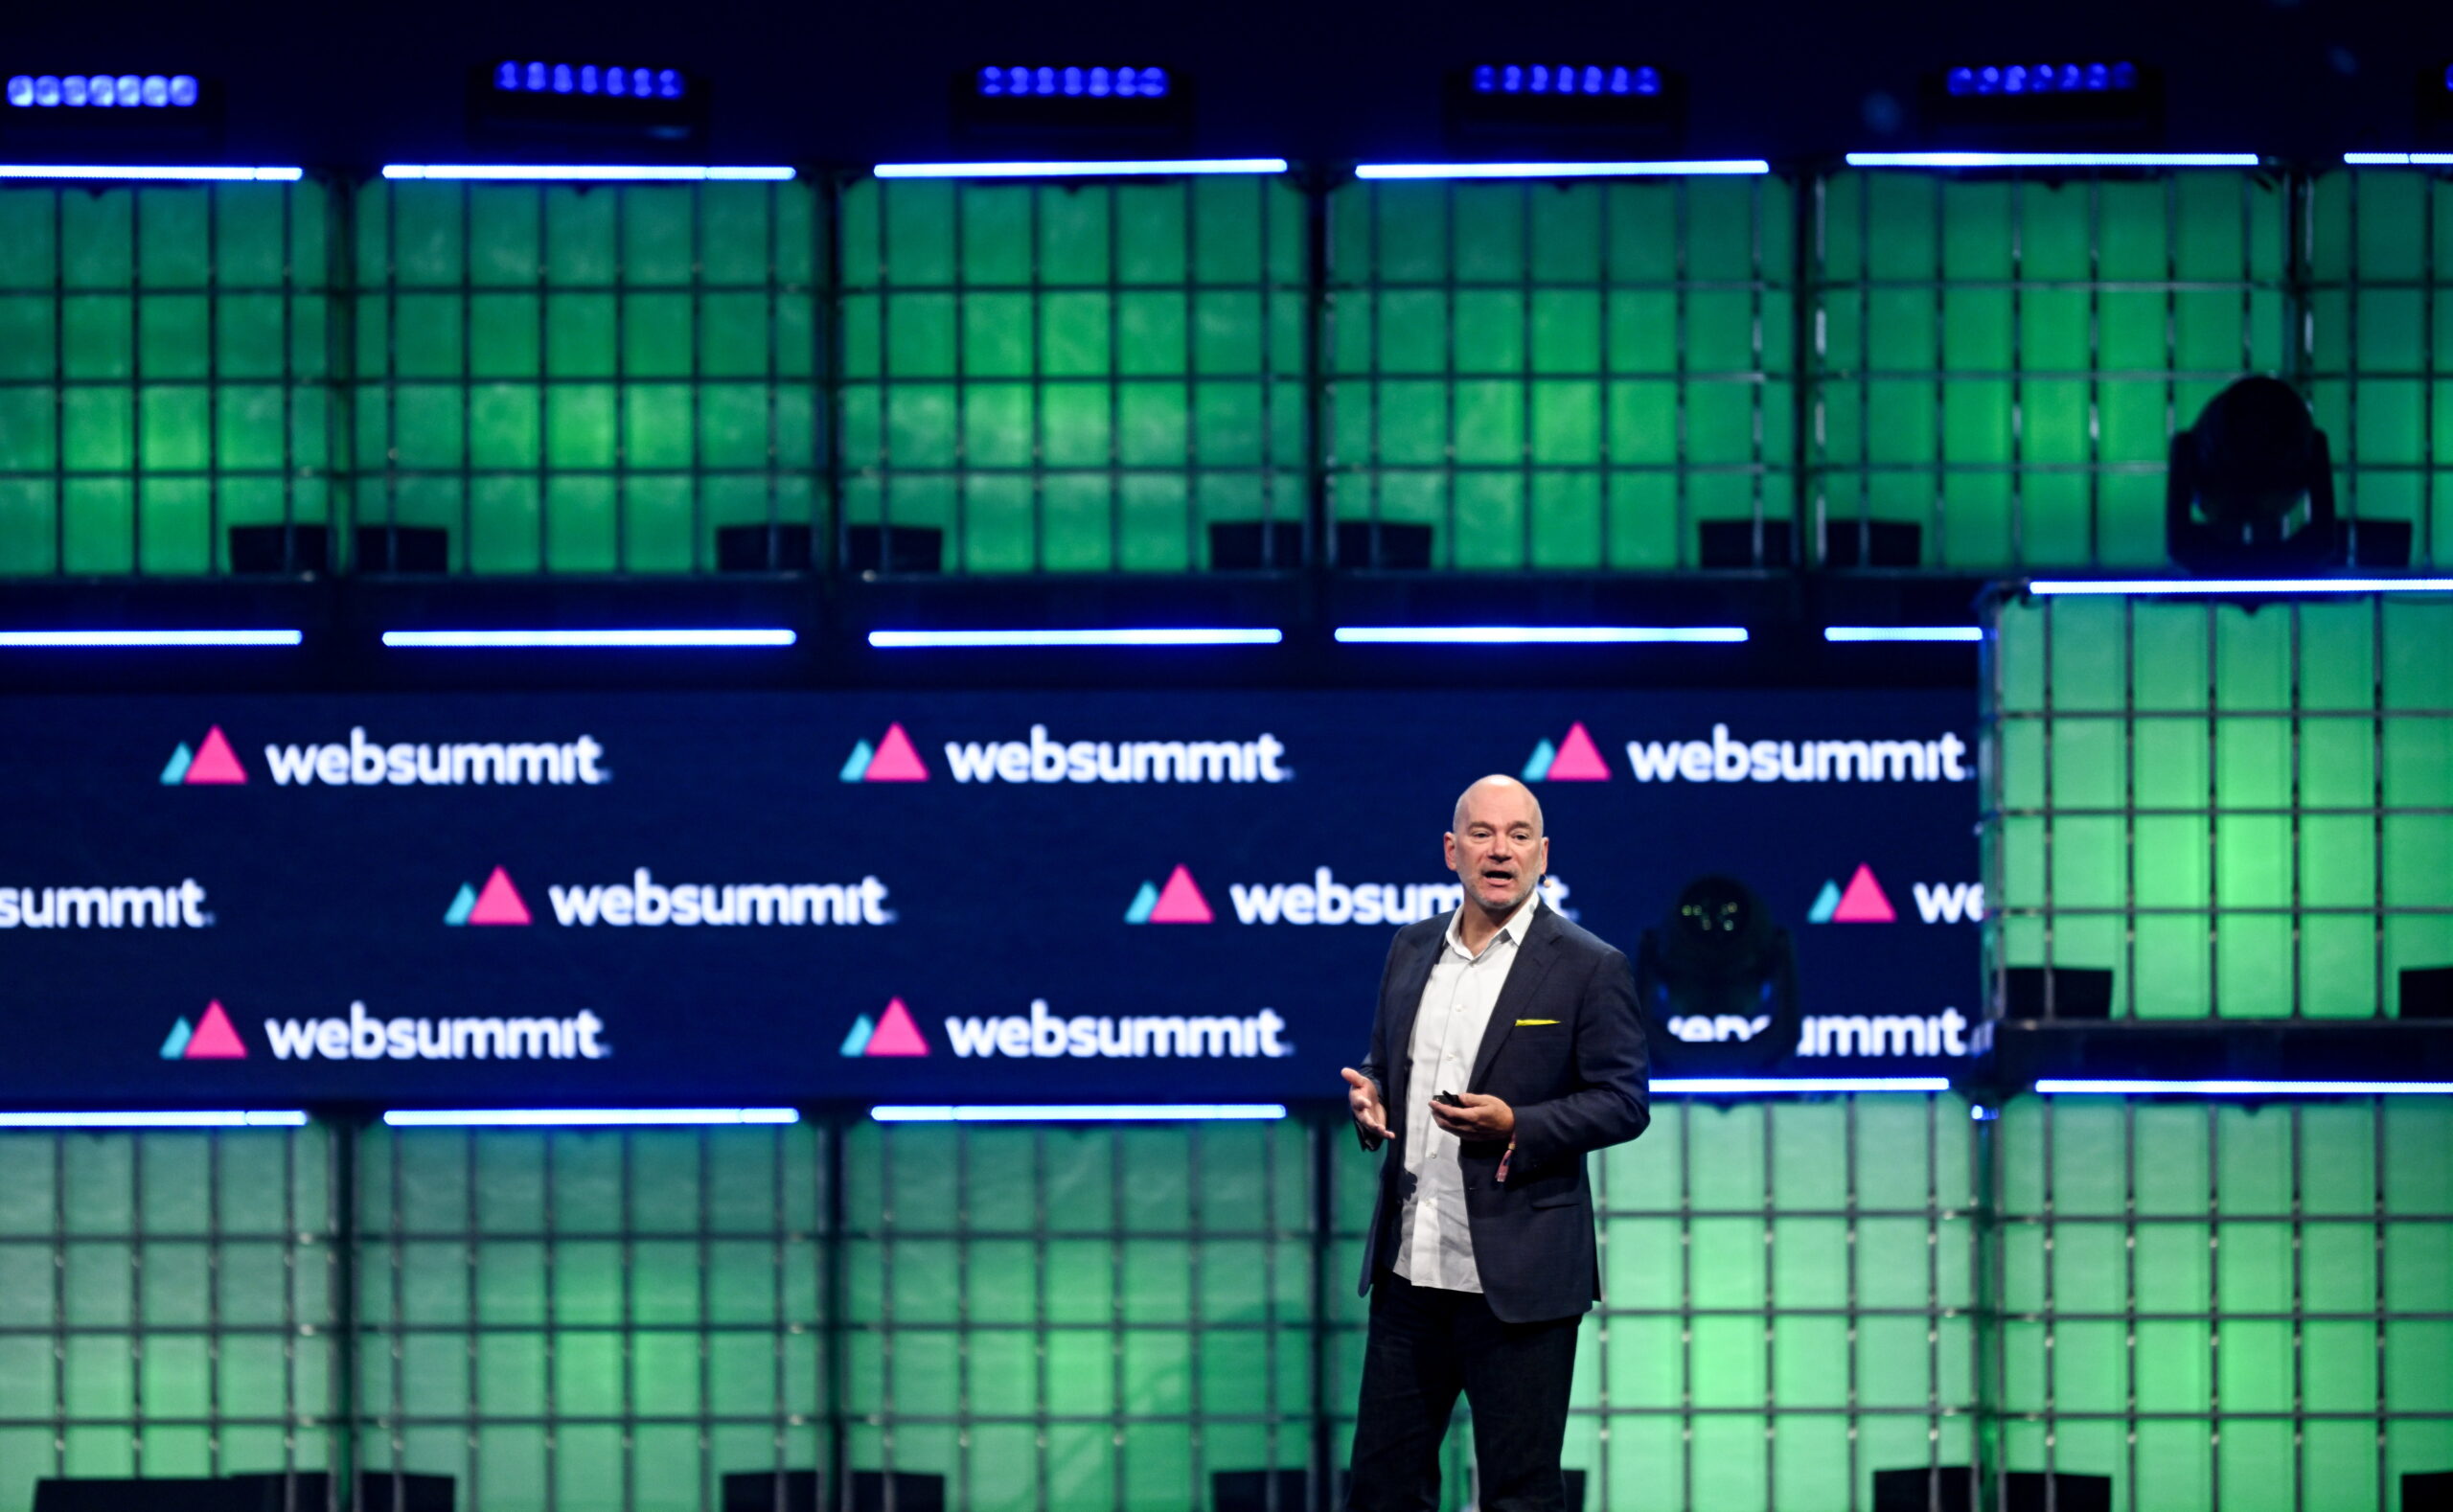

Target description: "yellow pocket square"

left=1515, top=1019, right=1560, bottom=1026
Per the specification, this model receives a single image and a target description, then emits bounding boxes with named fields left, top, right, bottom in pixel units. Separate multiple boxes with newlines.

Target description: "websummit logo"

left=839, top=997, right=930, bottom=1057
left=839, top=723, right=930, bottom=783
left=160, top=1000, right=247, bottom=1060
left=1520, top=722, right=1612, bottom=783
left=445, top=867, right=533, bottom=926
left=160, top=726, right=248, bottom=785
left=1123, top=865, right=1214, bottom=925
left=1808, top=864, right=1896, bottom=924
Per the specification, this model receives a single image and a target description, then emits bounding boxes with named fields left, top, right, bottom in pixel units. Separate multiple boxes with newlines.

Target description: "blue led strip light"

left=1467, top=64, right=1662, bottom=97
left=0, top=629, right=303, bottom=647
left=1823, top=627, right=1984, bottom=643
left=2028, top=577, right=2453, bottom=596
left=381, top=165, right=792, bottom=182
left=868, top=629, right=1281, bottom=649
left=381, top=629, right=795, bottom=648
left=7, top=74, right=200, bottom=108
left=872, top=1105, right=1290, bottom=1123
left=492, top=61, right=685, bottom=100
left=873, top=159, right=1288, bottom=179
left=2347, top=153, right=2453, bottom=166
left=382, top=1108, right=801, bottom=1127
left=2035, top=1080, right=2453, bottom=1096
left=1356, top=161, right=1768, bottom=180
left=1333, top=626, right=1747, bottom=644
left=0, top=165, right=304, bottom=181
left=1651, top=1077, right=1955, bottom=1094
left=0, top=1111, right=310, bottom=1128
left=1846, top=152, right=2260, bottom=169
left=1943, top=61, right=2137, bottom=97
left=974, top=65, right=1171, bottom=99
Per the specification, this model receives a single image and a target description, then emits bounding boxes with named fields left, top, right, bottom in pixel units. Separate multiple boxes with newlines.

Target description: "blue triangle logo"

left=1520, top=739, right=1556, bottom=783
left=1123, top=881, right=1159, bottom=925
left=444, top=883, right=476, bottom=927
left=160, top=744, right=194, bottom=785
left=838, top=1015, right=876, bottom=1057
left=838, top=740, right=875, bottom=783
left=1807, top=880, right=1842, bottom=925
left=159, top=1018, right=194, bottom=1059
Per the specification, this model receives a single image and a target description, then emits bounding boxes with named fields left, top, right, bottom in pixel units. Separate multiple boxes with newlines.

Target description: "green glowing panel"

left=1815, top=170, right=2287, bottom=570
left=352, top=179, right=820, bottom=573
left=1989, top=592, right=2453, bottom=1018
left=1324, top=175, right=1797, bottom=569
left=0, top=181, right=336, bottom=576
left=838, top=175, right=1309, bottom=573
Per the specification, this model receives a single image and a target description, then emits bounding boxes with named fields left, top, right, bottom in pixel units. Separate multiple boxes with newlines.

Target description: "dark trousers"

left=1345, top=1271, right=1581, bottom=1512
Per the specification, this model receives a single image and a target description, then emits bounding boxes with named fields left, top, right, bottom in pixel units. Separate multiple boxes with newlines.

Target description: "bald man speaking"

left=1341, top=776, right=1649, bottom=1512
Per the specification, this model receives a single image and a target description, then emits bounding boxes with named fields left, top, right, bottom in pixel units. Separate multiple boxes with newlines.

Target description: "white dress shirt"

left=1393, top=892, right=1543, bottom=1293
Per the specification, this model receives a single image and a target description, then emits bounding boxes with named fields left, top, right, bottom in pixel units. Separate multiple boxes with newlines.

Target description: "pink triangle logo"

left=1830, top=863, right=1896, bottom=924
left=185, top=725, right=249, bottom=785
left=467, top=866, right=532, bottom=926
left=185, top=1000, right=248, bottom=1059
left=1147, top=864, right=1214, bottom=924
left=1544, top=722, right=1612, bottom=781
left=863, top=722, right=930, bottom=782
left=863, top=997, right=930, bottom=1056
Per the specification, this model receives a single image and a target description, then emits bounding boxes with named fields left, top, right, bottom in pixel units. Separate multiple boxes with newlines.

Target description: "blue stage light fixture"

left=1355, top=160, right=1768, bottom=179
left=2348, top=152, right=2453, bottom=165
left=381, top=165, right=791, bottom=181
left=1466, top=61, right=1661, bottom=97
left=1651, top=1077, right=1955, bottom=1094
left=6, top=73, right=204, bottom=109
left=1926, top=60, right=2154, bottom=127
left=973, top=63, right=1172, bottom=99
left=871, top=1105, right=1289, bottom=1123
left=1847, top=151, right=2257, bottom=169
left=955, top=62, right=1187, bottom=129
left=0, top=164, right=303, bottom=180
left=2035, top=1080, right=2453, bottom=1097
left=2027, top=576, right=2453, bottom=596
left=1332, top=625, right=1748, bottom=643
left=868, top=628, right=1281, bottom=648
left=1823, top=626, right=1984, bottom=643
left=0, top=1110, right=310, bottom=1128
left=0, top=629, right=302, bottom=647
left=383, top=1108, right=801, bottom=1127
left=875, top=158, right=1284, bottom=179
left=490, top=59, right=688, bottom=99
left=1448, top=62, right=1679, bottom=130
left=381, top=628, right=795, bottom=647
left=474, top=59, right=699, bottom=137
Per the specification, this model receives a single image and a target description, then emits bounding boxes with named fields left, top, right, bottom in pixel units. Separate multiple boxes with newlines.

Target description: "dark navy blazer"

left=1354, top=902, right=1650, bottom=1323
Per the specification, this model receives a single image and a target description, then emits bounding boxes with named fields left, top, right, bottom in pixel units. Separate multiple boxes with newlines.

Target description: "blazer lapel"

left=1467, top=907, right=1562, bottom=1091
left=1381, top=922, right=1443, bottom=1115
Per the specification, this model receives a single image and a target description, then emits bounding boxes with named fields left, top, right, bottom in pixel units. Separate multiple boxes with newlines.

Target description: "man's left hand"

left=1429, top=1092, right=1514, bottom=1139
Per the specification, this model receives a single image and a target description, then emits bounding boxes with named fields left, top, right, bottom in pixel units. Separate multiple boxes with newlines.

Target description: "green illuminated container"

left=840, top=1119, right=1317, bottom=1509
left=2307, top=168, right=2453, bottom=570
left=837, top=175, right=1309, bottom=573
left=1323, top=175, right=1796, bottom=569
left=1993, top=1096, right=2453, bottom=1512
left=1987, top=591, right=2453, bottom=1019
left=0, top=1127, right=338, bottom=1498
left=351, top=179, right=820, bottom=573
left=1812, top=169, right=2287, bottom=570
left=0, top=181, right=336, bottom=576
left=352, top=1123, right=829, bottom=1507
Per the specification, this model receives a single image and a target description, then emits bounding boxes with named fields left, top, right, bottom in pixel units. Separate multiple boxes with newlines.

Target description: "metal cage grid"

left=841, top=1118, right=1317, bottom=1512
left=2307, top=168, right=2453, bottom=570
left=1984, top=591, right=2453, bottom=1020
left=0, top=1127, right=341, bottom=1504
left=1321, top=175, right=1797, bottom=571
left=350, top=178, right=824, bottom=574
left=1990, top=1095, right=2453, bottom=1512
left=836, top=175, right=1310, bottom=574
left=0, top=181, right=339, bottom=576
left=352, top=1123, right=829, bottom=1512
left=1808, top=169, right=2289, bottom=572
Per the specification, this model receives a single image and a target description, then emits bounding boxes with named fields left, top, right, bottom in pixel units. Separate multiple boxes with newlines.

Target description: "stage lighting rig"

left=470, top=60, right=703, bottom=140
left=1923, top=57, right=2160, bottom=137
left=955, top=64, right=1189, bottom=132
left=1635, top=876, right=1800, bottom=1073
left=1445, top=61, right=1682, bottom=133
left=2165, top=377, right=2352, bottom=574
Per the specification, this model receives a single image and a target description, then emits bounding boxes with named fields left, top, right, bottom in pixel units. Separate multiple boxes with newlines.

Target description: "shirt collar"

left=1443, top=890, right=1543, bottom=960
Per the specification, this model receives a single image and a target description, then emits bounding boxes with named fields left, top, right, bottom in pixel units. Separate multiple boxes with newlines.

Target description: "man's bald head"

left=1452, top=774, right=1544, bottom=838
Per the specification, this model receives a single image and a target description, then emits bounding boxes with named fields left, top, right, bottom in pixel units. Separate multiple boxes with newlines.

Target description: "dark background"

left=0, top=0, right=2440, bottom=166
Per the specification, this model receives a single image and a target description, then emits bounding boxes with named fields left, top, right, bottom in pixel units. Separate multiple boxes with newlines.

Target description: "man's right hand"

left=1341, top=1068, right=1390, bottom=1142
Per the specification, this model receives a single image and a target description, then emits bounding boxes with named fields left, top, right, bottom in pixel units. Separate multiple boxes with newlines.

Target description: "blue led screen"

left=0, top=688, right=1976, bottom=1105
